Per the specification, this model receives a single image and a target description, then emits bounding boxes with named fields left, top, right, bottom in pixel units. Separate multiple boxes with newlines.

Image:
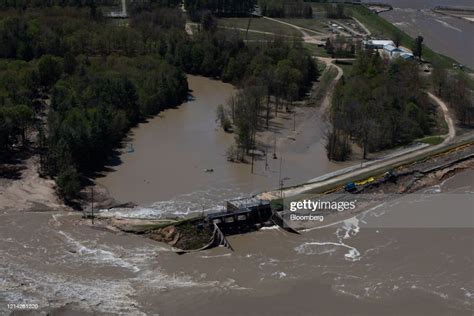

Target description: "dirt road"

left=427, top=92, right=456, bottom=144
left=259, top=91, right=462, bottom=200
left=315, top=57, right=344, bottom=113
left=262, top=16, right=328, bottom=45
left=0, top=157, right=66, bottom=211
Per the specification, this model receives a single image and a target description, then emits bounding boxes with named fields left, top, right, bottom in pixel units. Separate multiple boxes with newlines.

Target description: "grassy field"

left=220, top=28, right=299, bottom=41
left=218, top=17, right=302, bottom=37
left=303, top=43, right=331, bottom=57
left=418, top=136, right=445, bottom=145
left=345, top=5, right=459, bottom=69
left=334, top=60, right=354, bottom=77
left=278, top=18, right=330, bottom=34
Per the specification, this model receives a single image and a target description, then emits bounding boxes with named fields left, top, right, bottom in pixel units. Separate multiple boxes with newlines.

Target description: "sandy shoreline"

left=0, top=156, right=66, bottom=212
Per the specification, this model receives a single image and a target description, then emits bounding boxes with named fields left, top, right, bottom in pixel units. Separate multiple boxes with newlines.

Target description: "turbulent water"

left=1, top=2, right=473, bottom=314
left=1, top=171, right=473, bottom=315
left=2, top=76, right=473, bottom=316
left=367, top=0, right=474, bottom=69
left=80, top=74, right=474, bottom=315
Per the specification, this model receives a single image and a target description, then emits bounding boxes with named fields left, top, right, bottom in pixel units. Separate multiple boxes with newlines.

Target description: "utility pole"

left=251, top=152, right=254, bottom=174
left=231, top=96, right=235, bottom=122
left=293, top=112, right=296, bottom=131
left=265, top=149, right=268, bottom=171
left=279, top=156, right=283, bottom=198
left=246, top=15, right=253, bottom=41
left=273, top=132, right=277, bottom=159
left=90, top=187, right=94, bottom=225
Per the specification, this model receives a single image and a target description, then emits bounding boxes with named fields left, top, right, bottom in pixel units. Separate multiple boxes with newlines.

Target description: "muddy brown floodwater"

left=97, top=75, right=346, bottom=214
left=368, top=0, right=474, bottom=69
left=1, top=171, right=473, bottom=315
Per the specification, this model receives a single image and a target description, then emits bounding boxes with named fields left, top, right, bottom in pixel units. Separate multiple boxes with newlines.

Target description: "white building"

left=363, top=39, right=415, bottom=60
left=383, top=44, right=414, bottom=60
left=363, top=39, right=395, bottom=49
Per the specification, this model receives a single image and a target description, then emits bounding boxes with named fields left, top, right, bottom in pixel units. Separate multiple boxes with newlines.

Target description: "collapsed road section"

left=85, top=140, right=474, bottom=253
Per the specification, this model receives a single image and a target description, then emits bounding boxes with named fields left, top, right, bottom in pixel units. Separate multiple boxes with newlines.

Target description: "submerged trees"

left=222, top=40, right=318, bottom=161
left=233, top=86, right=265, bottom=157
left=216, top=104, right=232, bottom=132
left=326, top=51, right=434, bottom=161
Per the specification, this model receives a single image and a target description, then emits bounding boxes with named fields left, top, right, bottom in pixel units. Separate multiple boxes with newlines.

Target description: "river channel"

left=367, top=0, right=474, bottom=69
left=1, top=170, right=472, bottom=315
left=97, top=75, right=344, bottom=214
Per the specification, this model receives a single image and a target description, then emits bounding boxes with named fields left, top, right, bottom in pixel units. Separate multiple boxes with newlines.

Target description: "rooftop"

left=364, top=39, right=395, bottom=47
left=384, top=44, right=402, bottom=52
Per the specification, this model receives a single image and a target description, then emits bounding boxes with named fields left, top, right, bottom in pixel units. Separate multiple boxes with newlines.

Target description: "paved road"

left=259, top=90, right=461, bottom=200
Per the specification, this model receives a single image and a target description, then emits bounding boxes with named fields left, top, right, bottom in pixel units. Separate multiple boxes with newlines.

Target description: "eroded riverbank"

left=1, top=168, right=472, bottom=315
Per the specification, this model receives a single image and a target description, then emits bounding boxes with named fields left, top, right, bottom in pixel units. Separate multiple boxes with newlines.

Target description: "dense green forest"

left=324, top=3, right=347, bottom=19
left=0, top=0, right=116, bottom=8
left=0, top=3, right=317, bottom=199
left=326, top=50, right=435, bottom=161
left=184, top=0, right=255, bottom=18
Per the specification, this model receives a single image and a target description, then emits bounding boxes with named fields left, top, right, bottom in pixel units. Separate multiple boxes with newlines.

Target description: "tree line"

left=1, top=59, right=43, bottom=155
left=1, top=5, right=317, bottom=200
left=326, top=50, right=436, bottom=161
left=431, top=65, right=474, bottom=127
left=0, top=0, right=117, bottom=9
left=44, top=55, right=188, bottom=198
left=324, top=3, right=347, bottom=19
left=184, top=0, right=255, bottom=20
left=221, top=40, right=318, bottom=160
left=258, top=0, right=313, bottom=18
